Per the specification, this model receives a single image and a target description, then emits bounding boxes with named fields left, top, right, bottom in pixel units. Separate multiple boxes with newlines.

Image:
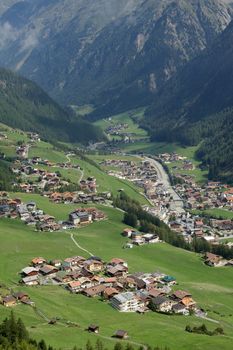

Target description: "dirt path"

left=70, top=233, right=94, bottom=256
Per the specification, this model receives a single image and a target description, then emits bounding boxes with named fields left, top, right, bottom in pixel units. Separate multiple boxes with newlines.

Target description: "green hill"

left=0, top=68, right=104, bottom=144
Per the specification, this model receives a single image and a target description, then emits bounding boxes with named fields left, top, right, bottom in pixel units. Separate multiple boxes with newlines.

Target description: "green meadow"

left=0, top=201, right=233, bottom=350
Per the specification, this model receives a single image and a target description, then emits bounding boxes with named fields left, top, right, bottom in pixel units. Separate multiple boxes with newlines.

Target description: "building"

left=110, top=292, right=143, bottom=312
left=149, top=296, right=175, bottom=313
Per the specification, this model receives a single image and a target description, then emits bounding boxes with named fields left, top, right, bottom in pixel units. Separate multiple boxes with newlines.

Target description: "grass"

left=27, top=141, right=149, bottom=205
left=28, top=141, right=67, bottom=163
left=0, top=125, right=30, bottom=157
left=94, top=110, right=148, bottom=141
left=0, top=201, right=233, bottom=350
left=191, top=208, right=233, bottom=220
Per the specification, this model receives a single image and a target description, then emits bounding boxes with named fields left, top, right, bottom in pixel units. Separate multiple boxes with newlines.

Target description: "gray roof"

left=112, top=292, right=135, bottom=303
left=151, top=296, right=169, bottom=305
left=21, top=267, right=38, bottom=275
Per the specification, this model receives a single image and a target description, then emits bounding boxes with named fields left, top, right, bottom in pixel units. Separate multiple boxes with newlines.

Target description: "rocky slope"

left=0, top=0, right=231, bottom=110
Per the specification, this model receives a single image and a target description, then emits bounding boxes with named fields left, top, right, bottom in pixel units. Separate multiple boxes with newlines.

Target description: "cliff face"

left=0, top=0, right=231, bottom=109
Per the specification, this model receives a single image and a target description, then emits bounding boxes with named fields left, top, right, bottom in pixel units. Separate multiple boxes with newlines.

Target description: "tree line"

left=113, top=192, right=233, bottom=259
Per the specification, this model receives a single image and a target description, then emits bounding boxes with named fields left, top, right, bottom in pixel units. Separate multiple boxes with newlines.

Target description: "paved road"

left=145, top=157, right=185, bottom=213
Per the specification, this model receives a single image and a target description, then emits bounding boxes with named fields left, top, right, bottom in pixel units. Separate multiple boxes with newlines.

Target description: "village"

left=0, top=192, right=106, bottom=232
left=19, top=255, right=203, bottom=318
left=1, top=129, right=233, bottom=267
left=99, top=156, right=233, bottom=254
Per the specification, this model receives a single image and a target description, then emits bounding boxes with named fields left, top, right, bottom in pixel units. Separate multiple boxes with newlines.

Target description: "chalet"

left=2, top=295, right=17, bottom=307
left=82, top=284, right=106, bottom=297
left=147, top=288, right=165, bottom=299
left=13, top=292, right=29, bottom=302
left=88, top=325, right=99, bottom=334
left=127, top=275, right=146, bottom=290
left=172, top=303, right=189, bottom=315
left=110, top=292, right=143, bottom=312
left=204, top=252, right=227, bottom=267
left=51, top=259, right=62, bottom=268
left=31, top=257, right=46, bottom=267
left=39, top=265, right=58, bottom=277
left=22, top=276, right=39, bottom=286
left=84, top=260, right=103, bottom=273
left=149, top=296, right=175, bottom=313
left=21, top=267, right=39, bottom=277
left=114, top=330, right=128, bottom=339
left=106, top=265, right=128, bottom=277
left=171, top=290, right=196, bottom=308
left=109, top=258, right=128, bottom=267
left=122, top=228, right=134, bottom=237
left=67, top=281, right=81, bottom=293
left=38, top=222, right=61, bottom=232
left=103, top=287, right=119, bottom=299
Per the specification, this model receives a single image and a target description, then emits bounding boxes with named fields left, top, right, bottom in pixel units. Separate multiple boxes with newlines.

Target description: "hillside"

left=0, top=0, right=231, bottom=110
left=144, top=20, right=233, bottom=182
left=0, top=68, right=104, bottom=144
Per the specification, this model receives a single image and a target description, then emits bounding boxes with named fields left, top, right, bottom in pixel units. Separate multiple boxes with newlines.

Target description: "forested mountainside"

left=0, top=0, right=231, bottom=110
left=143, top=20, right=233, bottom=182
left=0, top=68, right=104, bottom=144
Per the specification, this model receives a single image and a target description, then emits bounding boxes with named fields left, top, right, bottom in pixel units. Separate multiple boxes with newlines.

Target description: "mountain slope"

left=0, top=0, right=231, bottom=110
left=144, top=20, right=233, bottom=181
left=0, top=67, right=104, bottom=143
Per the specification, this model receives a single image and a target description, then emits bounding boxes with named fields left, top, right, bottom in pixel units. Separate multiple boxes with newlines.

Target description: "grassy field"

left=192, top=208, right=233, bottom=220
left=27, top=141, right=149, bottom=205
left=94, top=110, right=148, bottom=141
left=0, top=124, right=30, bottom=157
left=0, top=201, right=233, bottom=350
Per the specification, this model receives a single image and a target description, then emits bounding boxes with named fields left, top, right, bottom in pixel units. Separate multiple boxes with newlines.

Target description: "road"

left=145, top=157, right=185, bottom=214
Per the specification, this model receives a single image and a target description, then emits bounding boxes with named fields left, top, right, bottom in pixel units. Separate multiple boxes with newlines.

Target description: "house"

left=13, top=292, right=29, bottom=302
left=21, top=267, right=39, bottom=277
left=88, top=325, right=99, bottom=334
left=204, top=252, right=227, bottom=267
left=31, top=257, right=46, bottom=267
left=2, top=295, right=17, bottom=307
left=122, top=228, right=134, bottom=237
left=51, top=259, right=62, bottom=268
left=82, top=284, right=106, bottom=297
left=22, top=276, right=39, bottom=286
left=84, top=260, right=103, bottom=273
left=39, top=265, right=58, bottom=277
left=103, top=287, right=119, bottom=299
left=69, top=211, right=92, bottom=226
left=110, top=258, right=128, bottom=267
left=106, top=265, right=128, bottom=277
left=147, top=288, right=165, bottom=299
left=114, top=330, right=129, bottom=339
left=171, top=290, right=196, bottom=308
left=110, top=292, right=143, bottom=312
left=162, top=275, right=176, bottom=285
left=172, top=303, right=189, bottom=315
left=149, top=296, right=175, bottom=313
left=67, top=281, right=81, bottom=293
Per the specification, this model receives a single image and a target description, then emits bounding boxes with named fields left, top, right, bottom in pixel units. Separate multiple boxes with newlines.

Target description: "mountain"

left=0, top=67, right=104, bottom=144
left=0, top=0, right=231, bottom=111
left=144, top=20, right=233, bottom=182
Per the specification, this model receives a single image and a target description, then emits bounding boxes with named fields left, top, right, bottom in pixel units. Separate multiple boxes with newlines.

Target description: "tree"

left=124, top=213, right=137, bottom=228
